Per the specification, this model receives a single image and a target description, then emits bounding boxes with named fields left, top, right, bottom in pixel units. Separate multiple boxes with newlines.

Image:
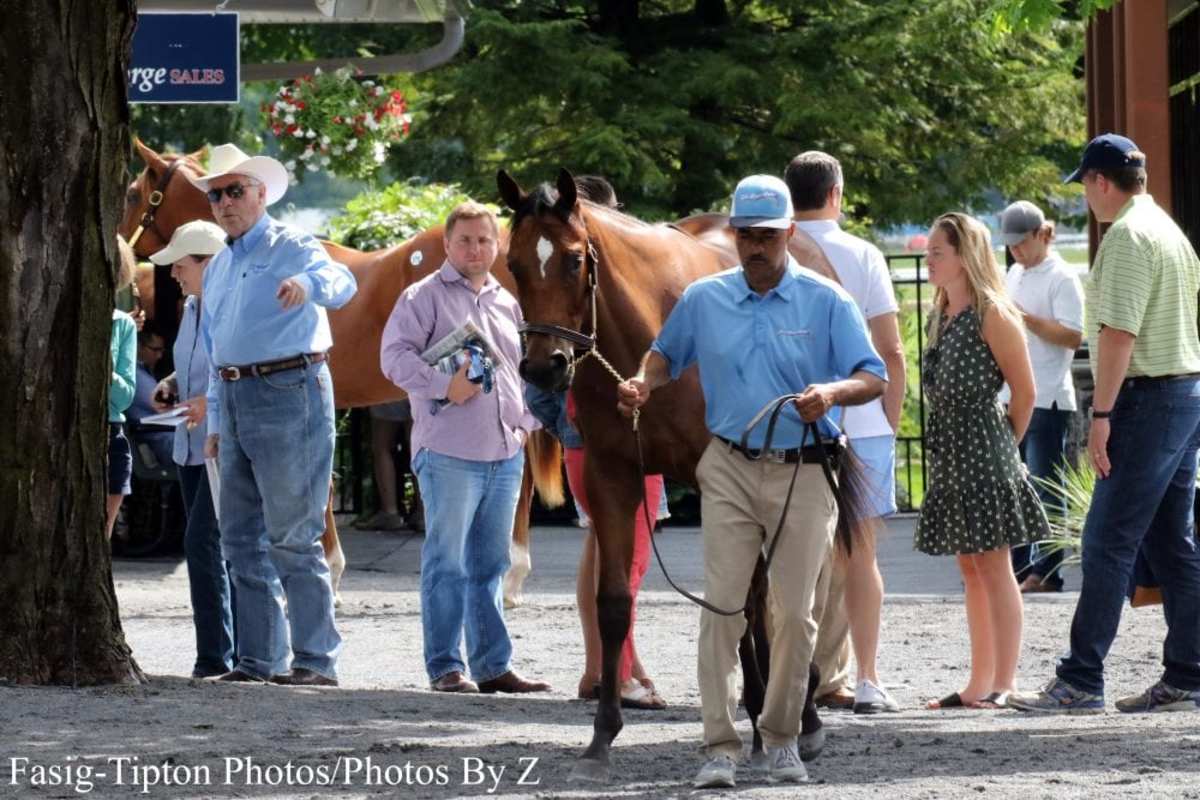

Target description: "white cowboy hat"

left=187, top=143, right=289, bottom=206
left=149, top=220, right=228, bottom=265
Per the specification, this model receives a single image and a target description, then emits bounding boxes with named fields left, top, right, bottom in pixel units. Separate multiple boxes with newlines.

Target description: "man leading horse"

left=618, top=175, right=886, bottom=787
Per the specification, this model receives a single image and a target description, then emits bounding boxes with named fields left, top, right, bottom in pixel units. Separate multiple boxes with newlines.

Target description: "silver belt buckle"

left=768, top=448, right=787, bottom=464
left=224, top=366, right=242, bottom=381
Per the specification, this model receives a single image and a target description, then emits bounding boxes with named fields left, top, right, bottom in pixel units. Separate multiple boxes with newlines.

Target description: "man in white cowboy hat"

left=192, top=143, right=357, bottom=686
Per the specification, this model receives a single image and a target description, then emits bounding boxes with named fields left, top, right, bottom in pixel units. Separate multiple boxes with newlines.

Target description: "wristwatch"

left=1089, top=407, right=1111, bottom=420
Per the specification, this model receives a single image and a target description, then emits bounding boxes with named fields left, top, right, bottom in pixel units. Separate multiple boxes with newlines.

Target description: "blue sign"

left=129, top=13, right=239, bottom=104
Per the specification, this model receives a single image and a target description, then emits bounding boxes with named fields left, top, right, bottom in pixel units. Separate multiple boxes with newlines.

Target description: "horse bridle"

left=126, top=158, right=184, bottom=251
left=517, top=240, right=600, bottom=358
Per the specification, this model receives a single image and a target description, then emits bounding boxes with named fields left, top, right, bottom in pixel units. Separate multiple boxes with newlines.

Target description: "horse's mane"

left=511, top=183, right=653, bottom=232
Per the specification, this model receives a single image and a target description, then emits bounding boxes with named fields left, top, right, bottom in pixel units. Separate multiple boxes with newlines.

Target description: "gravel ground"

left=3, top=518, right=1198, bottom=799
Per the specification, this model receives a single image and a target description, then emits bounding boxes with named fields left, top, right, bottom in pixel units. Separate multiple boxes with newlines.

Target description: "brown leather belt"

left=218, top=352, right=326, bottom=381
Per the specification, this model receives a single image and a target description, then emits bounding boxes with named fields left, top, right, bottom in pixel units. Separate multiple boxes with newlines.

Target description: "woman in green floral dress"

left=915, top=213, right=1051, bottom=710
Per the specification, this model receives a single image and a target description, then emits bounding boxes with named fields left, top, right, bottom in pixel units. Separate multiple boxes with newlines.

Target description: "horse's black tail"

left=829, top=443, right=873, bottom=557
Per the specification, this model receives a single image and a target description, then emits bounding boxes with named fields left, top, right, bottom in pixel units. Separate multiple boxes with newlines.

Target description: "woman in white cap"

left=149, top=221, right=238, bottom=678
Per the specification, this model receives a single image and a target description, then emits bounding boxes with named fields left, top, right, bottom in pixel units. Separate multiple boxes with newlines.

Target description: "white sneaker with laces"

left=693, top=754, right=737, bottom=788
left=854, top=679, right=900, bottom=714
left=766, top=741, right=808, bottom=784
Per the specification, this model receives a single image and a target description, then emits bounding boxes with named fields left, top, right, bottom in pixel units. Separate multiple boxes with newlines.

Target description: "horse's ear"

left=186, top=144, right=209, bottom=165
left=133, top=137, right=166, bottom=170
left=497, top=170, right=524, bottom=212
left=555, top=168, right=577, bottom=213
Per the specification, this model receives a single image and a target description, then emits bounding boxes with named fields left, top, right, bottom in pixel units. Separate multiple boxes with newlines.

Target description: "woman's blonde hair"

left=928, top=212, right=1021, bottom=344
left=115, top=234, right=137, bottom=291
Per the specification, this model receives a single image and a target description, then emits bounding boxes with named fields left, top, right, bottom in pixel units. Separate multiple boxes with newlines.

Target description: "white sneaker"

left=693, top=754, right=737, bottom=789
left=766, top=742, right=808, bottom=784
left=854, top=679, right=900, bottom=714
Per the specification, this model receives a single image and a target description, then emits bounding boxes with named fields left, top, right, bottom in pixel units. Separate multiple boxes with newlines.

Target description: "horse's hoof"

left=750, top=749, right=769, bottom=772
left=798, top=727, right=826, bottom=762
left=568, top=758, right=610, bottom=784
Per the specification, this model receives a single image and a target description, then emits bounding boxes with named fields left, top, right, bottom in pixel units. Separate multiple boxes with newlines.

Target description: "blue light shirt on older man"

left=651, top=256, right=886, bottom=447
left=200, top=213, right=357, bottom=433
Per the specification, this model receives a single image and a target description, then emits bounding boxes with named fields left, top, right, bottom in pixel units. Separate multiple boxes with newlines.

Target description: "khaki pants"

left=812, top=552, right=852, bottom=697
left=696, top=440, right=837, bottom=757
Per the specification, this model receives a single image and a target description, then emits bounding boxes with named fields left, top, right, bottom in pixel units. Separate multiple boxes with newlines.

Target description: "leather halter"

left=518, top=241, right=600, bottom=354
left=126, top=159, right=184, bottom=252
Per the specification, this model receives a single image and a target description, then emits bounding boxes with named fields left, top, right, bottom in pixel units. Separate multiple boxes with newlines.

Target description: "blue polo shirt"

left=200, top=213, right=357, bottom=433
left=651, top=258, right=885, bottom=448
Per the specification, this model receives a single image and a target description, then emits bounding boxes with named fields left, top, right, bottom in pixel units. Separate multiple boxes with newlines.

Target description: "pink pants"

left=564, top=447, right=662, bottom=683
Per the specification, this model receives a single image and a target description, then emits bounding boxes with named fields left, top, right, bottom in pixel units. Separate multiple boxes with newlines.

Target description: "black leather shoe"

left=270, top=668, right=338, bottom=687
left=212, top=670, right=267, bottom=683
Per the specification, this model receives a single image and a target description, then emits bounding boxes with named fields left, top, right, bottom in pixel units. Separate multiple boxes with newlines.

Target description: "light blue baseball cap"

left=730, top=174, right=794, bottom=229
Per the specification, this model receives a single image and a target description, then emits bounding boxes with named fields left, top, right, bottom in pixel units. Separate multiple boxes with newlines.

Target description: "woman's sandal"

left=926, top=692, right=965, bottom=710
left=620, top=681, right=668, bottom=710
left=972, top=691, right=1011, bottom=709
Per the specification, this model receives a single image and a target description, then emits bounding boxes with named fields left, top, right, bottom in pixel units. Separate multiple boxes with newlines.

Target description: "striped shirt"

left=1086, top=194, right=1200, bottom=378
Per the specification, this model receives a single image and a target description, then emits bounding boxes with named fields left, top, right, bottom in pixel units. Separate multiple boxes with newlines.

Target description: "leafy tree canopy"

left=133, top=0, right=1096, bottom=226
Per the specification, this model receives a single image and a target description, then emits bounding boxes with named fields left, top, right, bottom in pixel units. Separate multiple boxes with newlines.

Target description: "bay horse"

left=118, top=141, right=564, bottom=607
left=122, top=142, right=842, bottom=611
left=497, top=168, right=856, bottom=782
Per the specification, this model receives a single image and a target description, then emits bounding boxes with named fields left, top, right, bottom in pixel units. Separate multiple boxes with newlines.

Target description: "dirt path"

left=2, top=521, right=1197, bottom=799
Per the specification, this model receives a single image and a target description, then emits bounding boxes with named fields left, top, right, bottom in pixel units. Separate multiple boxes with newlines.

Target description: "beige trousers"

left=696, top=440, right=837, bottom=757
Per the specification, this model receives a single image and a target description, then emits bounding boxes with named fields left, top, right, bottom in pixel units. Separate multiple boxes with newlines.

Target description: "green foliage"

left=326, top=180, right=492, bottom=250
left=989, top=0, right=1121, bottom=33
left=1030, top=458, right=1096, bottom=573
left=385, top=0, right=1086, bottom=223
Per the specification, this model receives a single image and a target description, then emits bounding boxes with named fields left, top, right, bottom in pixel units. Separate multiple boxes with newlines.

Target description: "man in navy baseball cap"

left=1064, top=133, right=1145, bottom=184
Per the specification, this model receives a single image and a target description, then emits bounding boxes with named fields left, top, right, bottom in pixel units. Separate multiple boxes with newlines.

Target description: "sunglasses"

left=205, top=182, right=255, bottom=203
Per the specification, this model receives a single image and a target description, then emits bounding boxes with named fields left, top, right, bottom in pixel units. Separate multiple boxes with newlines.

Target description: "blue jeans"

left=413, top=448, right=524, bottom=682
left=1057, top=377, right=1200, bottom=694
left=218, top=361, right=341, bottom=680
left=1012, top=405, right=1072, bottom=589
left=179, top=464, right=235, bottom=677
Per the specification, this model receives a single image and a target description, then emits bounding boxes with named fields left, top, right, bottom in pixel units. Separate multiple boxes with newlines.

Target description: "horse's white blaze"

left=536, top=236, right=553, bottom=280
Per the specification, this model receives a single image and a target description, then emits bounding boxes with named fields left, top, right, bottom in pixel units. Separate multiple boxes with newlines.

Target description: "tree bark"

left=0, top=1, right=143, bottom=685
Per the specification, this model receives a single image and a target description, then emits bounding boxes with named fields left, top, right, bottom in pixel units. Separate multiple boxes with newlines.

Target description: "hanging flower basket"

left=262, top=67, right=411, bottom=182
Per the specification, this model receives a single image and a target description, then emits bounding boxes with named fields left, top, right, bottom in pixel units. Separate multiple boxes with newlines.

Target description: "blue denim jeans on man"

left=413, top=448, right=524, bottom=682
left=1056, top=376, right=1200, bottom=695
left=1012, top=405, right=1073, bottom=589
left=178, top=464, right=236, bottom=677
left=218, top=361, right=341, bottom=680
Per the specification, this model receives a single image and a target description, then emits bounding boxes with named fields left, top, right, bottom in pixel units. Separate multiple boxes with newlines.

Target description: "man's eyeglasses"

left=205, top=182, right=255, bottom=203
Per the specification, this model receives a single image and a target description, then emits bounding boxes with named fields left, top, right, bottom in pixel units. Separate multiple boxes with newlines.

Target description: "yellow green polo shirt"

left=1086, top=194, right=1200, bottom=378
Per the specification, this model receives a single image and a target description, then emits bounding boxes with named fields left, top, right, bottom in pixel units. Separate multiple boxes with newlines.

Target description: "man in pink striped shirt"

left=380, top=202, right=548, bottom=695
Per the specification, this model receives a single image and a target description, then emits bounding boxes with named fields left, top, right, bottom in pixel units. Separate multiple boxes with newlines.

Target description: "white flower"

left=283, top=114, right=295, bottom=125
left=278, top=86, right=288, bottom=96
left=349, top=99, right=357, bottom=107
left=285, top=160, right=296, bottom=170
left=373, top=86, right=384, bottom=96
left=314, top=67, right=322, bottom=75
left=292, top=128, right=305, bottom=138
left=306, top=129, right=316, bottom=138
left=321, top=135, right=331, bottom=146
left=346, top=138, right=358, bottom=151
left=363, top=80, right=375, bottom=88
left=373, top=141, right=386, bottom=163
left=332, top=146, right=343, bottom=156
left=364, top=114, right=379, bottom=131
left=321, top=156, right=331, bottom=166
left=306, top=162, right=319, bottom=172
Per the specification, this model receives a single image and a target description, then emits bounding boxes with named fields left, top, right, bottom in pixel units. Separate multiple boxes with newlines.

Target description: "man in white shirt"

left=785, top=151, right=906, bottom=714
left=996, top=201, right=1084, bottom=592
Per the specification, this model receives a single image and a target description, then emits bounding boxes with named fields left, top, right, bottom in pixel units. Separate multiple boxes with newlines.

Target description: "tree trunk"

left=0, top=1, right=143, bottom=685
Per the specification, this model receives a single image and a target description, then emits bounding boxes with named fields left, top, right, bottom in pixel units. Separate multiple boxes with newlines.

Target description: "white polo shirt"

left=794, top=219, right=897, bottom=440
left=998, top=251, right=1084, bottom=411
